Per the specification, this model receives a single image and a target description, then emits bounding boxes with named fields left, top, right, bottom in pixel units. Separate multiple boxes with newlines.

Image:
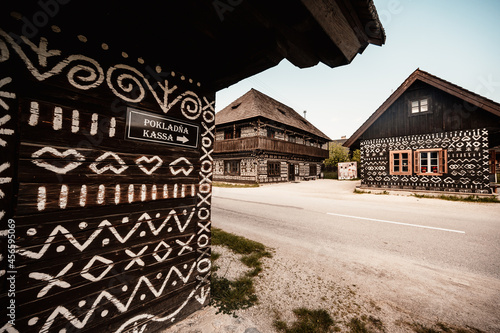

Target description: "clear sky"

left=215, top=0, right=500, bottom=140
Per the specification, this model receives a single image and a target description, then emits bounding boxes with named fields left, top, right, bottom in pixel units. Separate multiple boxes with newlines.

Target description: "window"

left=224, top=130, right=233, bottom=140
left=235, top=127, right=241, bottom=138
left=224, top=160, right=240, bottom=175
left=267, top=128, right=275, bottom=139
left=414, top=149, right=447, bottom=175
left=288, top=135, right=296, bottom=143
left=410, top=98, right=430, bottom=114
left=309, top=164, right=317, bottom=176
left=268, top=162, right=280, bottom=177
left=390, top=150, right=412, bottom=175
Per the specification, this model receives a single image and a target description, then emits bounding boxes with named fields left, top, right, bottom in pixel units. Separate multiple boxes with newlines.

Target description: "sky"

left=215, top=0, right=500, bottom=140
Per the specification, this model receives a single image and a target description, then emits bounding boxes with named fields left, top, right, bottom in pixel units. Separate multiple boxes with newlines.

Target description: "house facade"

left=214, top=89, right=331, bottom=183
left=344, top=69, right=500, bottom=194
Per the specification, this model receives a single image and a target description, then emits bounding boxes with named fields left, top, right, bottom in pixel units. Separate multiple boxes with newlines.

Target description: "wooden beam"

left=300, top=0, right=363, bottom=61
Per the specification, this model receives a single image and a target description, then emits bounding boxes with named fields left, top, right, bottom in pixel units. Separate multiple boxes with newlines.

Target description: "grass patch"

left=273, top=308, right=336, bottom=333
left=210, top=228, right=272, bottom=316
left=354, top=188, right=370, bottom=194
left=406, top=321, right=485, bottom=333
left=212, top=182, right=259, bottom=188
left=324, top=171, right=338, bottom=179
left=413, top=193, right=499, bottom=203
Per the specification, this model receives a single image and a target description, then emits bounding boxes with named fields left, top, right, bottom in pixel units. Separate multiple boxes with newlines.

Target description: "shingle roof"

left=344, top=68, right=500, bottom=148
left=216, top=89, right=331, bottom=141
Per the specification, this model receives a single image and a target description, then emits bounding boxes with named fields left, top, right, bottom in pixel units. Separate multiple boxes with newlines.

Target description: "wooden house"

left=344, top=69, right=500, bottom=194
left=0, top=1, right=384, bottom=332
left=214, top=89, right=331, bottom=183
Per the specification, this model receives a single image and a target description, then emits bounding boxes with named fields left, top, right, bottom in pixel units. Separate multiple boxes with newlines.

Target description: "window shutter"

left=439, top=149, right=448, bottom=174
left=414, top=151, right=419, bottom=174
left=389, top=152, right=394, bottom=175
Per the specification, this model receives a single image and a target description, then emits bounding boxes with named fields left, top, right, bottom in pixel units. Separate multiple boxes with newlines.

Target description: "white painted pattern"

left=0, top=114, right=14, bottom=147
left=40, top=263, right=198, bottom=332
left=32, top=147, right=85, bottom=174
left=80, top=256, right=114, bottom=282
left=97, top=184, right=105, bottom=204
left=29, top=262, right=74, bottom=298
left=29, top=101, right=40, bottom=126
left=128, top=184, right=134, bottom=203
left=80, top=185, right=87, bottom=207
left=0, top=77, right=16, bottom=111
left=53, top=107, right=63, bottom=130
left=141, top=184, right=147, bottom=201
left=109, top=117, right=116, bottom=137
left=89, top=151, right=128, bottom=174
left=37, top=186, right=46, bottom=211
left=135, top=156, right=163, bottom=175
left=18, top=208, right=197, bottom=259
left=169, top=157, right=194, bottom=176
left=90, top=113, right=98, bottom=135
left=115, top=184, right=121, bottom=205
left=59, top=185, right=69, bottom=209
left=71, top=110, right=79, bottom=133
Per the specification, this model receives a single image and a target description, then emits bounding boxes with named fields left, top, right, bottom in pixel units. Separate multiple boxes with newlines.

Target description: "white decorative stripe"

left=79, top=185, right=87, bottom=207
left=71, top=110, right=79, bottom=133
left=97, top=184, right=105, bottom=204
left=151, top=185, right=157, bottom=200
left=114, top=184, right=120, bottom=205
left=53, top=107, right=63, bottom=130
left=181, top=184, right=186, bottom=198
left=90, top=113, right=98, bottom=135
left=191, top=185, right=195, bottom=197
left=174, top=184, right=178, bottom=198
left=109, top=117, right=116, bottom=137
left=37, top=186, right=46, bottom=211
left=128, top=184, right=134, bottom=203
left=163, top=184, right=168, bottom=198
left=29, top=101, right=39, bottom=126
left=141, top=184, right=147, bottom=202
left=59, top=185, right=69, bottom=209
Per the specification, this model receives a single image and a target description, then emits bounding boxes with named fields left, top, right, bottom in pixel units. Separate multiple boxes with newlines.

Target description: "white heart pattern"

left=31, top=147, right=85, bottom=174
left=135, top=156, right=163, bottom=175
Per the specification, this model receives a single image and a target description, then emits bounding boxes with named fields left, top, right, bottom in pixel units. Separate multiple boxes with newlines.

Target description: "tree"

left=324, top=142, right=349, bottom=171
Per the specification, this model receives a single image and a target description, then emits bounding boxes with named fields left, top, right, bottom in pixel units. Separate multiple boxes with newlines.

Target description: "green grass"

left=273, top=308, right=336, bottom=333
left=413, top=193, right=499, bottom=203
left=324, top=171, right=338, bottom=179
left=210, top=228, right=272, bottom=316
left=212, top=182, right=259, bottom=188
left=406, top=321, right=485, bottom=333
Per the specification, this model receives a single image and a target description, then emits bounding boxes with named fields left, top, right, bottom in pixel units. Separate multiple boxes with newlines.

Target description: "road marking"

left=326, top=212, right=465, bottom=234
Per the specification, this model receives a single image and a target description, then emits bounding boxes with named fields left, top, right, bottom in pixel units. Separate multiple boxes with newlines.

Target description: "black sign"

left=126, top=108, right=199, bottom=148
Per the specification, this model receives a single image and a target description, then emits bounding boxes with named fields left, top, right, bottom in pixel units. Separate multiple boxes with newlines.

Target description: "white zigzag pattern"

left=18, top=208, right=195, bottom=259
left=40, top=263, right=197, bottom=333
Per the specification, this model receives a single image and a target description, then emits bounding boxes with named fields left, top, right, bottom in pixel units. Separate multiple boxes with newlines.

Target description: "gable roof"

left=216, top=89, right=331, bottom=141
left=344, top=69, right=500, bottom=148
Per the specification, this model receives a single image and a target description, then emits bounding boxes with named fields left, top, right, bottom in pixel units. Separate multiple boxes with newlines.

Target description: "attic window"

left=410, top=97, right=430, bottom=114
left=231, top=103, right=241, bottom=109
left=277, top=108, right=286, bottom=115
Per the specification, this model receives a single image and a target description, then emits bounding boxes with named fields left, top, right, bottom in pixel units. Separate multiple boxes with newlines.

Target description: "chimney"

left=303, top=110, right=307, bottom=118
left=341, top=135, right=346, bottom=139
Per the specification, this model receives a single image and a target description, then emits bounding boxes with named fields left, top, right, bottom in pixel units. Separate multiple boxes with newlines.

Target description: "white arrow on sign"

left=177, top=136, right=189, bottom=144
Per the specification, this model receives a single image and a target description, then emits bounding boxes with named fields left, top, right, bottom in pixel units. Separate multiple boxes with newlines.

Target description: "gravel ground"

left=166, top=231, right=498, bottom=333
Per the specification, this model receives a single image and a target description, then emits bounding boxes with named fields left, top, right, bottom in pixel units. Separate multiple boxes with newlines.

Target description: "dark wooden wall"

left=360, top=81, right=500, bottom=143
left=1, top=14, right=214, bottom=333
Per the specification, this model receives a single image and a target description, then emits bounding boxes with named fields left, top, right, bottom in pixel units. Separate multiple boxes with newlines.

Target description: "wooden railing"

left=214, top=136, right=329, bottom=158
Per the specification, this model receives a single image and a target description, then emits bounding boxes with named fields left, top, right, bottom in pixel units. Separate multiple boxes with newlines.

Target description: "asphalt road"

left=212, top=180, right=500, bottom=279
left=211, top=180, right=500, bottom=331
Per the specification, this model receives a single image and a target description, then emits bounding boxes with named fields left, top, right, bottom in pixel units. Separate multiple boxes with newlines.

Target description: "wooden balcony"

left=214, top=136, right=329, bottom=159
